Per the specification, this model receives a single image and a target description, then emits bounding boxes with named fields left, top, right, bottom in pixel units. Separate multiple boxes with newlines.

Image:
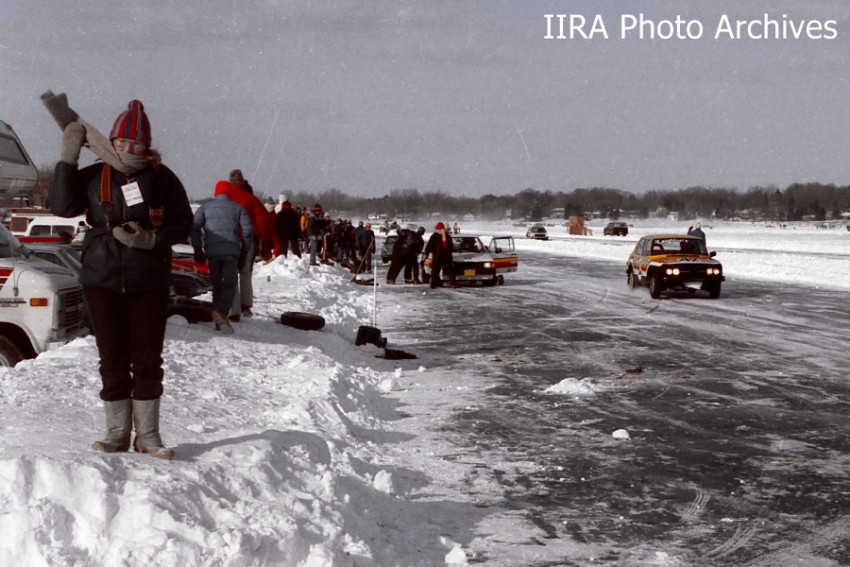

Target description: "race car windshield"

left=653, top=238, right=707, bottom=255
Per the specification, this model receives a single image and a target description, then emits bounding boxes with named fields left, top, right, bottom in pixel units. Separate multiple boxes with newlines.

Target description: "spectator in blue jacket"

left=688, top=223, right=706, bottom=242
left=192, top=180, right=253, bottom=334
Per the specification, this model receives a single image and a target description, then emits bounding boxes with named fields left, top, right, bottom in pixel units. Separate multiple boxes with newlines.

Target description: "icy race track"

left=380, top=243, right=850, bottom=566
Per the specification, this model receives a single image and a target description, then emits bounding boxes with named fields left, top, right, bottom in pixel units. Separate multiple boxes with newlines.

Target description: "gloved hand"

left=193, top=247, right=206, bottom=265
left=238, top=247, right=248, bottom=271
left=112, top=221, right=157, bottom=250
left=41, top=90, right=80, bottom=130
left=60, top=122, right=86, bottom=165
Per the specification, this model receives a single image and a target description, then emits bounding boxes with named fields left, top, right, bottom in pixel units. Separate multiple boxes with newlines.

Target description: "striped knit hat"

left=109, top=100, right=151, bottom=147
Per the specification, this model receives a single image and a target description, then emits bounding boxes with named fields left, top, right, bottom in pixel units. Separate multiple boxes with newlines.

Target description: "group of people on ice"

left=385, top=221, right=458, bottom=289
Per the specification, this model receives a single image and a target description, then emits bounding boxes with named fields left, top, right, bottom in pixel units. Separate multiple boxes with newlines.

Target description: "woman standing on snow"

left=44, top=93, right=193, bottom=460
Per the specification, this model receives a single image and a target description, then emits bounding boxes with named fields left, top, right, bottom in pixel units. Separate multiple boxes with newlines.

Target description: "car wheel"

left=707, top=282, right=721, bottom=299
left=496, top=275, right=504, bottom=285
left=648, top=274, right=663, bottom=299
left=0, top=335, right=26, bottom=367
left=168, top=297, right=214, bottom=322
left=627, top=270, right=639, bottom=289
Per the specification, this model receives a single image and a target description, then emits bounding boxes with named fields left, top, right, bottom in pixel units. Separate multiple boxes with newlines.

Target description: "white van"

left=9, top=209, right=87, bottom=239
left=0, top=119, right=88, bottom=365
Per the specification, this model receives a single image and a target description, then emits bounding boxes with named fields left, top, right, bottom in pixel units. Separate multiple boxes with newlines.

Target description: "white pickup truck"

left=0, top=120, right=87, bottom=365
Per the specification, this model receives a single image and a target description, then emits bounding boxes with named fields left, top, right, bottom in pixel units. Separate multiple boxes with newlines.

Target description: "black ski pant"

left=386, top=254, right=405, bottom=282
left=402, top=252, right=420, bottom=282
left=430, top=258, right=456, bottom=288
left=85, top=286, right=169, bottom=401
left=278, top=237, right=301, bottom=257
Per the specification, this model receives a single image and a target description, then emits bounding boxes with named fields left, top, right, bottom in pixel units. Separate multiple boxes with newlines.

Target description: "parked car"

left=604, top=221, right=629, bottom=236
left=525, top=224, right=548, bottom=240
left=626, top=234, right=724, bottom=299
left=380, top=234, right=398, bottom=263
left=24, top=242, right=214, bottom=324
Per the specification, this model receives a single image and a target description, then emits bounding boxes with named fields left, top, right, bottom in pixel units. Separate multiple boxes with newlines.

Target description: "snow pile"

left=0, top=256, right=469, bottom=567
left=544, top=377, right=599, bottom=396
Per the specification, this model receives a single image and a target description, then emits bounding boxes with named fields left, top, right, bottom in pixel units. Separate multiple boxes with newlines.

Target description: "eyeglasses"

left=113, top=138, right=147, bottom=153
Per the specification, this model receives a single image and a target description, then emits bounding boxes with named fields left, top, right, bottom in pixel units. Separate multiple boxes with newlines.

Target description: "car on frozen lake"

left=626, top=234, right=724, bottom=299
left=604, top=221, right=629, bottom=236
left=423, top=234, right=518, bottom=286
left=525, top=224, right=548, bottom=240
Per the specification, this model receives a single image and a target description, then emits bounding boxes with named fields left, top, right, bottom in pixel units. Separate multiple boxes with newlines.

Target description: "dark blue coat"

left=51, top=160, right=193, bottom=293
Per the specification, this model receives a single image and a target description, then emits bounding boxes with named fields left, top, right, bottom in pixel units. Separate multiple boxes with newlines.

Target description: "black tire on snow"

left=707, top=282, right=722, bottom=299
left=649, top=274, right=663, bottom=299
left=168, top=298, right=214, bottom=322
left=0, top=335, right=26, bottom=367
left=279, top=311, right=326, bottom=331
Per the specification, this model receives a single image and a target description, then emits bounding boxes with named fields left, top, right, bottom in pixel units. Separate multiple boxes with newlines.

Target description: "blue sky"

left=3, top=0, right=849, bottom=200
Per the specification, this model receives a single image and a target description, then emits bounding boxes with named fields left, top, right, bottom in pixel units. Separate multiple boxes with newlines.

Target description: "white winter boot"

left=91, top=399, right=132, bottom=452
left=132, top=398, right=175, bottom=460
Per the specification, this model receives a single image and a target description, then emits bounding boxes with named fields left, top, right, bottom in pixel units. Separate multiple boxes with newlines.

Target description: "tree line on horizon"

left=27, top=165, right=850, bottom=223
left=283, top=183, right=850, bottom=223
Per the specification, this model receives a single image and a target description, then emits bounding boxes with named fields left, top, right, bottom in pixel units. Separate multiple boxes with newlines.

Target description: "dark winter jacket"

left=305, top=213, right=325, bottom=239
left=688, top=227, right=706, bottom=241
left=403, top=230, right=423, bottom=256
left=275, top=204, right=302, bottom=240
left=424, top=230, right=454, bottom=264
left=192, top=195, right=253, bottom=258
left=356, top=227, right=375, bottom=252
left=51, top=160, right=193, bottom=293
left=391, top=229, right=410, bottom=259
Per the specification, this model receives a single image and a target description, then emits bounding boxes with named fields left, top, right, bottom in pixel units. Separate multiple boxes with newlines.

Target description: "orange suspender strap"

left=100, top=163, right=113, bottom=226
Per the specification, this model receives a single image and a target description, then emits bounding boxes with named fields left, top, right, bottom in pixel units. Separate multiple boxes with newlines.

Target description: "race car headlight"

left=483, top=262, right=493, bottom=268
left=666, top=267, right=680, bottom=276
left=707, top=267, right=722, bottom=275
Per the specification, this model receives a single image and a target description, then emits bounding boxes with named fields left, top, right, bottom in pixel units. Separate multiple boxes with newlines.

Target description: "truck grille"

left=57, top=287, right=85, bottom=333
left=675, top=264, right=707, bottom=276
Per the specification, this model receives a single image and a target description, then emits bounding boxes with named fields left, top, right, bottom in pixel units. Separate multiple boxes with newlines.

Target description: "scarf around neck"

left=41, top=90, right=150, bottom=176
left=78, top=119, right=149, bottom=176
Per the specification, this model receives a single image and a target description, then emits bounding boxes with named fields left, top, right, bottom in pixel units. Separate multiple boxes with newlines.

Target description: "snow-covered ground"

left=0, top=219, right=847, bottom=566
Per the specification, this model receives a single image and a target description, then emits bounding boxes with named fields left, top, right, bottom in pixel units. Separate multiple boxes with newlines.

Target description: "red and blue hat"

left=109, top=100, right=151, bottom=147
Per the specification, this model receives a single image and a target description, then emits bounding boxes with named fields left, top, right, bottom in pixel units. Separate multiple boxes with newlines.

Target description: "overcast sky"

left=3, top=0, right=849, bottom=201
